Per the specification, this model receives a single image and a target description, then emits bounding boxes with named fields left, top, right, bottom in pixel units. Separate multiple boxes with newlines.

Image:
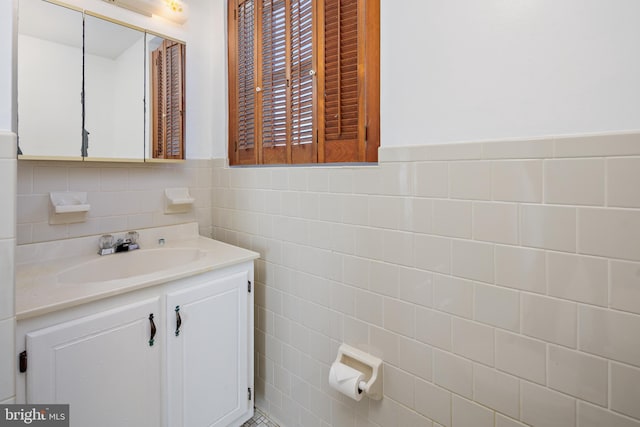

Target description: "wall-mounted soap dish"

left=49, top=192, right=90, bottom=224
left=164, top=188, right=195, bottom=214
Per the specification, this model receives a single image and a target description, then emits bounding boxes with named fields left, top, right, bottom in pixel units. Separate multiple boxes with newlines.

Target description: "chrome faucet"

left=98, top=231, right=140, bottom=256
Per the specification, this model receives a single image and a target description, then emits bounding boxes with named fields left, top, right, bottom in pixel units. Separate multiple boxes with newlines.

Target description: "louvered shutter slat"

left=323, top=0, right=359, bottom=143
left=262, top=0, right=288, bottom=153
left=237, top=0, right=256, bottom=154
left=290, top=0, right=314, bottom=153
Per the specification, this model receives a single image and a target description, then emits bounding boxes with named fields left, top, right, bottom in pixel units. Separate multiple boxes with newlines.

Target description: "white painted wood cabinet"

left=16, top=262, right=254, bottom=427
left=167, top=271, right=249, bottom=427
left=26, top=297, right=163, bottom=427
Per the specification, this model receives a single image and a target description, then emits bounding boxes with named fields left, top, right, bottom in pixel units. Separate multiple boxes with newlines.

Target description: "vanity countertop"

left=16, top=224, right=259, bottom=320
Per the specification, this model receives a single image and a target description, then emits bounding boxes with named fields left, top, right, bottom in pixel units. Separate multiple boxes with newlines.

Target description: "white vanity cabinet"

left=16, top=262, right=255, bottom=427
left=24, top=297, right=163, bottom=427
left=167, top=271, right=250, bottom=427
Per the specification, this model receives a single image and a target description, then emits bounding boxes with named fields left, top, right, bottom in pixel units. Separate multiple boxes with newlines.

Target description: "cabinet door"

left=26, top=298, right=162, bottom=427
left=167, top=271, right=249, bottom=427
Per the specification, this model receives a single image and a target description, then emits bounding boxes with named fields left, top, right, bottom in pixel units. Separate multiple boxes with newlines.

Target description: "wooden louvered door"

left=152, top=39, right=185, bottom=159
left=258, top=0, right=316, bottom=164
left=228, top=0, right=378, bottom=165
left=289, top=0, right=316, bottom=163
left=318, top=0, right=378, bottom=163
left=229, top=0, right=258, bottom=165
left=258, top=0, right=288, bottom=164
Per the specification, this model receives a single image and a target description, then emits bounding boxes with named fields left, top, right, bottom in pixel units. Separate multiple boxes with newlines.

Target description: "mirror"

left=16, top=0, right=185, bottom=162
left=17, top=0, right=83, bottom=159
left=146, top=34, right=185, bottom=160
left=84, top=14, right=145, bottom=161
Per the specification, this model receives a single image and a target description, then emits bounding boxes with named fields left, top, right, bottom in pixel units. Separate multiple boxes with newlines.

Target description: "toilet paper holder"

left=333, top=344, right=383, bottom=400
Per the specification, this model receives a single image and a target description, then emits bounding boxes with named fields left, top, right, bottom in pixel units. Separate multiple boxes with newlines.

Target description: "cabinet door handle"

left=175, top=306, right=182, bottom=336
left=149, top=313, right=156, bottom=346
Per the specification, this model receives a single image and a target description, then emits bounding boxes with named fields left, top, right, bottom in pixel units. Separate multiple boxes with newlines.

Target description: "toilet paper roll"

left=329, top=362, right=365, bottom=401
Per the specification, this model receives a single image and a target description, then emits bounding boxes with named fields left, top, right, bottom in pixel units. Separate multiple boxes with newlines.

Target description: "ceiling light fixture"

left=101, top=0, right=188, bottom=25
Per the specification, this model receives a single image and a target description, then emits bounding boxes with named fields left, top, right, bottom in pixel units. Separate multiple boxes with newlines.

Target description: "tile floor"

left=241, top=407, right=279, bottom=427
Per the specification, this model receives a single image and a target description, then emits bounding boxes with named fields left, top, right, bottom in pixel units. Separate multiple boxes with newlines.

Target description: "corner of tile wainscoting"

left=0, top=131, right=17, bottom=159
left=16, top=158, right=215, bottom=245
left=211, top=131, right=640, bottom=427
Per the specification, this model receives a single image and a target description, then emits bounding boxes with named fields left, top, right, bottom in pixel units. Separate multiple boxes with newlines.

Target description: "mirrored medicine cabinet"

left=17, top=0, right=185, bottom=162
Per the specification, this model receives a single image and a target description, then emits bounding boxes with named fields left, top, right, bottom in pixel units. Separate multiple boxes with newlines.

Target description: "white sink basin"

left=16, top=223, right=260, bottom=320
left=57, top=248, right=206, bottom=284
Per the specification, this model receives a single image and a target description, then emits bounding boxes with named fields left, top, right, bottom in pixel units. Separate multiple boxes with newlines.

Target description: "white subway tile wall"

left=521, top=293, right=577, bottom=348
left=607, top=157, right=640, bottom=208
left=13, top=133, right=640, bottom=426
left=0, top=131, right=16, bottom=403
left=520, top=381, right=576, bottom=427
left=16, top=159, right=214, bottom=243
left=0, top=318, right=15, bottom=400
left=547, top=345, right=608, bottom=406
left=472, top=363, right=520, bottom=419
left=610, top=363, right=640, bottom=420
left=610, top=260, right=640, bottom=315
left=544, top=158, right=605, bottom=206
left=210, top=133, right=640, bottom=427
left=452, top=394, right=495, bottom=427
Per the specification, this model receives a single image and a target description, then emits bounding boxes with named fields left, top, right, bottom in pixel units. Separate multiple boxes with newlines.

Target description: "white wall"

left=209, top=0, right=229, bottom=159
left=0, top=0, right=14, bottom=131
left=183, top=0, right=217, bottom=159
left=211, top=0, right=640, bottom=152
left=380, top=0, right=640, bottom=146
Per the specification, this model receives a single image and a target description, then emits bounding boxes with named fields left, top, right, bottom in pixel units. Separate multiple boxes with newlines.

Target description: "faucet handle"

left=99, top=234, right=115, bottom=249
left=125, top=231, right=139, bottom=244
